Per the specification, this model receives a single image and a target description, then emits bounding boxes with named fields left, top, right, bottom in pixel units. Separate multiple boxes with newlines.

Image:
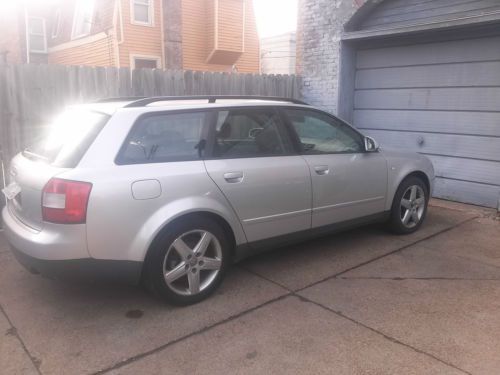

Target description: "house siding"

left=118, top=0, right=164, bottom=68
left=48, top=34, right=116, bottom=66
left=182, top=0, right=259, bottom=73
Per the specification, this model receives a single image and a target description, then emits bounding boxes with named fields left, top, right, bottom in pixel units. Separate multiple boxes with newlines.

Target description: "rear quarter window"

left=116, top=111, right=209, bottom=164
left=25, top=109, right=110, bottom=168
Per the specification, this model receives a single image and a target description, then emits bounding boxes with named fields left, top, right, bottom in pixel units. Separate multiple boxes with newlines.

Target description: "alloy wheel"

left=400, top=185, right=426, bottom=228
left=163, top=230, right=222, bottom=296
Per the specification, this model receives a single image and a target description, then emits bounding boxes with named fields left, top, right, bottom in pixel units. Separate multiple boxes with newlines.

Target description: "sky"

left=253, top=0, right=298, bottom=38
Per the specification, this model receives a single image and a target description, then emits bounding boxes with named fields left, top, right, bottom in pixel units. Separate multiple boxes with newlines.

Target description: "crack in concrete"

left=93, top=292, right=292, bottom=375
left=298, top=296, right=473, bottom=375
left=295, top=215, right=480, bottom=293
left=235, top=267, right=474, bottom=375
left=0, top=303, right=43, bottom=375
left=339, top=277, right=500, bottom=281
left=80, top=215, right=482, bottom=374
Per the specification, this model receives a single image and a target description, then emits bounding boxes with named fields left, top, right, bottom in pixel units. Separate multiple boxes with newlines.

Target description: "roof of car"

left=76, top=96, right=309, bottom=115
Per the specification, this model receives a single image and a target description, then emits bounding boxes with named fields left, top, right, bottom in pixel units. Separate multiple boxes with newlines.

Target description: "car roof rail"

left=123, top=95, right=309, bottom=108
left=95, top=96, right=147, bottom=103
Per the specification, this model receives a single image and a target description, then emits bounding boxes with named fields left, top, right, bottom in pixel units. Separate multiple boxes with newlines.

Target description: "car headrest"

left=218, top=122, right=232, bottom=139
left=255, top=126, right=281, bottom=154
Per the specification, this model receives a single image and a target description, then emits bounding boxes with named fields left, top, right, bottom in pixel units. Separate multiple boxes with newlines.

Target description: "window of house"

left=51, top=9, right=61, bottom=39
left=28, top=18, right=47, bottom=53
left=134, top=58, right=158, bottom=69
left=72, top=0, right=95, bottom=39
left=131, top=0, right=153, bottom=25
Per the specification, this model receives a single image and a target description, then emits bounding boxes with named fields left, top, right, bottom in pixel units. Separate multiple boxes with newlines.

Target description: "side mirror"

left=364, top=136, right=379, bottom=152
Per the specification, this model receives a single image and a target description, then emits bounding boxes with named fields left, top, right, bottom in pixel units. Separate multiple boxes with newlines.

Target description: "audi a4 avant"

left=2, top=96, right=434, bottom=305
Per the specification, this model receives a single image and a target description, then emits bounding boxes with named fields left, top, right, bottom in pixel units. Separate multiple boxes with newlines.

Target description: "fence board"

left=0, top=64, right=302, bottom=167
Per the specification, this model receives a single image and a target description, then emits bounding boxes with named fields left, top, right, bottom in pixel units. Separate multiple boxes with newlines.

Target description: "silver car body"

left=2, top=99, right=435, bottom=282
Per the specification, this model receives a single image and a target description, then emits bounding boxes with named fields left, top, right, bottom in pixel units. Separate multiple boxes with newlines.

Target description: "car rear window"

left=24, top=109, right=109, bottom=168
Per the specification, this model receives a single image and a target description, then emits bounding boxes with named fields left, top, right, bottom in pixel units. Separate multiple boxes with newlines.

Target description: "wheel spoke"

left=402, top=209, right=411, bottom=225
left=410, top=186, right=417, bottom=201
left=193, top=232, right=213, bottom=257
left=200, top=257, right=221, bottom=271
left=401, top=199, right=411, bottom=209
left=188, top=270, right=200, bottom=294
left=172, top=238, right=193, bottom=259
left=415, top=197, right=425, bottom=207
left=411, top=210, right=419, bottom=223
left=164, top=262, right=187, bottom=284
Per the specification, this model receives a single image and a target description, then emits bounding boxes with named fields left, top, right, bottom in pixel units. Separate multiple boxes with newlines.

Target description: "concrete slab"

left=0, top=230, right=10, bottom=254
left=109, top=296, right=462, bottom=375
left=241, top=207, right=476, bottom=290
left=0, top=310, right=38, bottom=375
left=393, top=206, right=478, bottom=244
left=300, top=279, right=500, bottom=375
left=430, top=198, right=498, bottom=219
left=0, top=251, right=287, bottom=375
left=423, top=218, right=500, bottom=268
left=341, top=217, right=500, bottom=280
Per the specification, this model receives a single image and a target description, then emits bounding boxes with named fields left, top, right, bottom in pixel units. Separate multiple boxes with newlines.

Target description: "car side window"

left=212, top=108, right=291, bottom=158
left=118, top=111, right=208, bottom=164
left=284, top=109, right=364, bottom=154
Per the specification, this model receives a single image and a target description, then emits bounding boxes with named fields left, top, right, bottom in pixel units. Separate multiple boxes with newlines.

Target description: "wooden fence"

left=0, top=64, right=302, bottom=164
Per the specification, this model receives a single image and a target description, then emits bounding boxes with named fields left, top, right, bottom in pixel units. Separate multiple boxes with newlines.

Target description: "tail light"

left=42, top=178, right=92, bottom=224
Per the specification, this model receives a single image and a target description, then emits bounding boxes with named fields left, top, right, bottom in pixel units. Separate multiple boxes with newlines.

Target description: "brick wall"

left=297, top=0, right=366, bottom=113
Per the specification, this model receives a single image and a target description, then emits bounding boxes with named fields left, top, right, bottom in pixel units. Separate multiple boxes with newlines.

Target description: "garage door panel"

left=428, top=155, right=500, bottom=186
left=354, top=110, right=500, bottom=137
left=434, top=177, right=500, bottom=208
left=355, top=88, right=500, bottom=112
left=363, top=129, right=500, bottom=162
left=355, top=61, right=500, bottom=89
left=371, top=0, right=487, bottom=19
left=356, top=36, right=500, bottom=69
left=363, top=0, right=500, bottom=30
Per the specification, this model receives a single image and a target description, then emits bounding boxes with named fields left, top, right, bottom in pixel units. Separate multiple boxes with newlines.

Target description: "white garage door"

left=354, top=35, right=500, bottom=208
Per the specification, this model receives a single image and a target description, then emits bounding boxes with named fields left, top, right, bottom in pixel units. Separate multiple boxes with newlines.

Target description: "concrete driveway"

left=0, top=200, right=499, bottom=375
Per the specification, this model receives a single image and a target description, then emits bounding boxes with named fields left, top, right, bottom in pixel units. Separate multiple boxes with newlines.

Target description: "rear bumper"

left=10, top=245, right=142, bottom=284
left=2, top=206, right=142, bottom=284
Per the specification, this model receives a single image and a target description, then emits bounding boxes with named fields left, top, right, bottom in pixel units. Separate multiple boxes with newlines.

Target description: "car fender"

left=382, top=150, right=435, bottom=211
left=129, top=195, right=247, bottom=262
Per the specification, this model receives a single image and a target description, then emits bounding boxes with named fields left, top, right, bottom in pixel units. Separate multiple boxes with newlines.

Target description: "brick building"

left=296, top=0, right=364, bottom=113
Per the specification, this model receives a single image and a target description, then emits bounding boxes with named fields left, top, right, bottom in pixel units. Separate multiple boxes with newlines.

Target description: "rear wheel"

left=144, top=216, right=231, bottom=305
left=389, top=176, right=428, bottom=234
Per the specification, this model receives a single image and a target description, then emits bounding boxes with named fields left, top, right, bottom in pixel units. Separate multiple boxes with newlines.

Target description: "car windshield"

left=24, top=109, right=109, bottom=168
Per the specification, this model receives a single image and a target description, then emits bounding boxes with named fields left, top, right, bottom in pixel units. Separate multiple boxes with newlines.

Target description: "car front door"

left=282, top=108, right=388, bottom=228
left=204, top=107, right=312, bottom=243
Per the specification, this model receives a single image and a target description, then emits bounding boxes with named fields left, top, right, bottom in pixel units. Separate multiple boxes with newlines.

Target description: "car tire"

left=144, top=216, right=231, bottom=306
left=388, top=176, right=429, bottom=234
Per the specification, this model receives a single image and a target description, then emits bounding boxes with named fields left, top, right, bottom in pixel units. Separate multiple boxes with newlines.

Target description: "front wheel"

left=144, top=216, right=231, bottom=305
left=388, top=176, right=429, bottom=234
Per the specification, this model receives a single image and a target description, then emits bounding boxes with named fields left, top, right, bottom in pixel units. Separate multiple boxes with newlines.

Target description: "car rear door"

left=281, top=108, right=388, bottom=228
left=204, top=107, right=312, bottom=243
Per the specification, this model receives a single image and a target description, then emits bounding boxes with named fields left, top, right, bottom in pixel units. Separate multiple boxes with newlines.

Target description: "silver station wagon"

left=2, top=96, right=434, bottom=305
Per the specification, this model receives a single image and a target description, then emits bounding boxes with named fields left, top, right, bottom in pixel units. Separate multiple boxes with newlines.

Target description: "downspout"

left=24, top=4, right=30, bottom=63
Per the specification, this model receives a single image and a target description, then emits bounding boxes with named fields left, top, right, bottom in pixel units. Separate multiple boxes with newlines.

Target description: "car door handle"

left=223, top=172, right=244, bottom=183
left=314, top=165, right=329, bottom=175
